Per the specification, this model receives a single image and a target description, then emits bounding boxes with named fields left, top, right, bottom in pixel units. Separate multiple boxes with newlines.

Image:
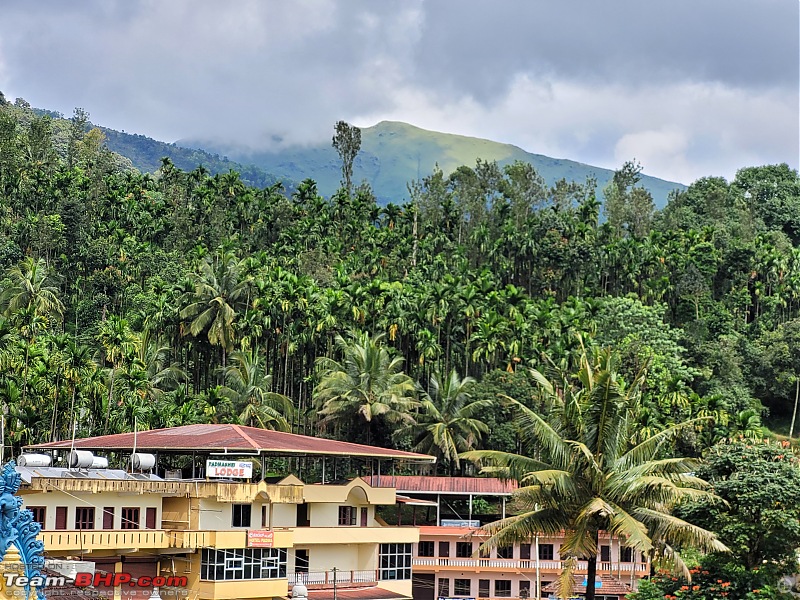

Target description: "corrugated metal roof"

left=366, top=475, right=516, bottom=495
left=25, top=424, right=435, bottom=462
left=542, top=574, right=632, bottom=596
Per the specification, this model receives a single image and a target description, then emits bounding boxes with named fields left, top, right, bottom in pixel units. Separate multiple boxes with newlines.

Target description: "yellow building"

left=19, top=424, right=434, bottom=600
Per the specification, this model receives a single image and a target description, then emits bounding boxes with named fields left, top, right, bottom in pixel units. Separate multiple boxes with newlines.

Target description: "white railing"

left=413, top=558, right=648, bottom=573
left=289, top=570, right=378, bottom=586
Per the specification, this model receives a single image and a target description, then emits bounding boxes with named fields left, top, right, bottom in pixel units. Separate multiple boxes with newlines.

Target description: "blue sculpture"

left=0, top=461, right=45, bottom=599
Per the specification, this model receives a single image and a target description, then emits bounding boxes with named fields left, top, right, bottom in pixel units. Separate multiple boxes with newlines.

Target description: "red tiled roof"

left=542, top=574, right=632, bottom=596
left=366, top=475, right=516, bottom=495
left=25, top=424, right=435, bottom=462
left=302, top=587, right=409, bottom=600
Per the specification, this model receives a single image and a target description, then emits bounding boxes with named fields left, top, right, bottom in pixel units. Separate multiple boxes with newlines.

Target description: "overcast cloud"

left=0, top=0, right=796, bottom=184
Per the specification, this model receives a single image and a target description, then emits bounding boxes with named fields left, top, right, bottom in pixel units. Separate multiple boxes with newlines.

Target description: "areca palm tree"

left=404, top=369, right=490, bottom=473
left=221, top=350, right=292, bottom=431
left=314, top=332, right=417, bottom=445
left=463, top=347, right=726, bottom=600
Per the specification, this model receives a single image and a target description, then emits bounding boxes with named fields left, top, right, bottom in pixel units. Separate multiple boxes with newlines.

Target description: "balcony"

left=413, top=557, right=648, bottom=574
left=26, top=477, right=303, bottom=504
left=38, top=528, right=293, bottom=553
left=289, top=570, right=378, bottom=588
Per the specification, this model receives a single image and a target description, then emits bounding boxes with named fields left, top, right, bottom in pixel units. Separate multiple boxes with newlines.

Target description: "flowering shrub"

left=627, top=566, right=792, bottom=600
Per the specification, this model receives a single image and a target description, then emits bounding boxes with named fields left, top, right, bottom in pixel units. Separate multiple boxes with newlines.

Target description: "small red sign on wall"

left=247, top=530, right=275, bottom=548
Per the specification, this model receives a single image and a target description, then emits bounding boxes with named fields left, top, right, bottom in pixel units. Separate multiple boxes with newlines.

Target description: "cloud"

left=355, top=74, right=797, bottom=184
left=0, top=0, right=796, bottom=184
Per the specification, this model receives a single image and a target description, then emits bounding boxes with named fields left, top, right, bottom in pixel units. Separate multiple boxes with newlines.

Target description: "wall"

left=22, top=490, right=161, bottom=530
left=272, top=503, right=297, bottom=528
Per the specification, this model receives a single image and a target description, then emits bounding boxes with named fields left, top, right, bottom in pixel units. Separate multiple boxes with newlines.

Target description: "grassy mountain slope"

left=101, top=128, right=286, bottom=190
left=199, top=121, right=685, bottom=206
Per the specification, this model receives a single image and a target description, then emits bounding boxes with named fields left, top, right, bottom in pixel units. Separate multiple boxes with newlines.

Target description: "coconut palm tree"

left=221, top=349, right=292, bottom=431
left=0, top=256, right=64, bottom=320
left=404, top=369, right=490, bottom=473
left=314, top=332, right=417, bottom=445
left=180, top=251, right=249, bottom=367
left=463, top=347, right=726, bottom=600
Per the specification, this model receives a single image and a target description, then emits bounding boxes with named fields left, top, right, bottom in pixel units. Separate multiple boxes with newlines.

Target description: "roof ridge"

left=231, top=424, right=261, bottom=450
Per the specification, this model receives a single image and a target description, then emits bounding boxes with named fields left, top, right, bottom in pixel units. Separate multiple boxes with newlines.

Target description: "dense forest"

left=5, top=93, right=800, bottom=596
left=1, top=95, right=800, bottom=459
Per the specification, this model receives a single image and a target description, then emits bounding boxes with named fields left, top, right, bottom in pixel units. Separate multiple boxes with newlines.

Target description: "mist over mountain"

left=182, top=121, right=685, bottom=207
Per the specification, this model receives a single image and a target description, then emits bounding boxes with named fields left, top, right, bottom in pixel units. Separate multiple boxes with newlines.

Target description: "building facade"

left=19, top=424, right=434, bottom=600
left=412, top=526, right=648, bottom=600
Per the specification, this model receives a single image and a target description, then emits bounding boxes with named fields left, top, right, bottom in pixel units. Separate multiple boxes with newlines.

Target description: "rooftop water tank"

left=17, top=454, right=52, bottom=468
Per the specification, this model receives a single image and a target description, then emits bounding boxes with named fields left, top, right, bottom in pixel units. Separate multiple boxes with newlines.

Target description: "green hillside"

left=101, top=128, right=286, bottom=190
left=194, top=121, right=685, bottom=206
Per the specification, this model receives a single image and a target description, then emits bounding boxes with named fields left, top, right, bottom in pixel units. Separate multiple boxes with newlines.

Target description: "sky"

left=0, top=0, right=797, bottom=185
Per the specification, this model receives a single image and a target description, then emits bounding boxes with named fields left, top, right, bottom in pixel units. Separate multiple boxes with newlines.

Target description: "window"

left=360, top=507, right=368, bottom=527
left=28, top=507, right=46, bottom=528
left=261, top=505, right=268, bottom=528
left=200, top=548, right=287, bottom=581
left=338, top=506, right=357, bottom=526
left=519, top=581, right=531, bottom=599
left=621, top=546, right=633, bottom=562
left=519, top=544, right=531, bottom=560
left=438, top=541, right=450, bottom=557
left=75, top=507, right=95, bottom=530
left=494, top=579, right=511, bottom=597
left=232, top=504, right=252, bottom=528
left=418, top=541, right=434, bottom=557
left=538, top=544, right=554, bottom=560
left=497, top=545, right=513, bottom=559
left=455, top=542, right=472, bottom=558
left=600, top=545, right=610, bottom=562
left=121, top=507, right=140, bottom=530
left=454, top=579, right=471, bottom=596
left=379, top=543, right=412, bottom=580
left=438, top=578, right=450, bottom=598
left=478, top=580, right=490, bottom=598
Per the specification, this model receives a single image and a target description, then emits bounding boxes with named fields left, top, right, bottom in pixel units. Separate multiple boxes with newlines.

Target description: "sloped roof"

left=366, top=475, right=515, bottom=495
left=542, top=574, right=632, bottom=597
left=26, top=424, right=435, bottom=462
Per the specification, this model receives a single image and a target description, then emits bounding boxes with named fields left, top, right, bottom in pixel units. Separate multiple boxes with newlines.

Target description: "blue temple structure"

left=0, top=461, right=45, bottom=600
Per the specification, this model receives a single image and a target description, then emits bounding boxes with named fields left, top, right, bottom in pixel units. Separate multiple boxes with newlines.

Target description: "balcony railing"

left=289, top=570, right=378, bottom=588
left=39, top=529, right=213, bottom=552
left=413, top=557, right=648, bottom=573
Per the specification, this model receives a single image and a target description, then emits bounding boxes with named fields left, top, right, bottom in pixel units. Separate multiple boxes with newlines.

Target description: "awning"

left=396, top=495, right=439, bottom=506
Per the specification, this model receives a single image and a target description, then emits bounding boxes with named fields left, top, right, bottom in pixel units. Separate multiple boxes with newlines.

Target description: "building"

left=368, top=476, right=649, bottom=600
left=19, top=424, right=435, bottom=600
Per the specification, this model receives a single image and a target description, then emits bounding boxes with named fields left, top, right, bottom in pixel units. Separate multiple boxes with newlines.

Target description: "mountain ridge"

left=184, top=120, right=685, bottom=207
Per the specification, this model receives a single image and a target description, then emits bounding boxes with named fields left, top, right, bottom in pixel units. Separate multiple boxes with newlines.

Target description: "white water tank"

left=131, top=453, right=156, bottom=470
left=291, top=585, right=308, bottom=600
left=68, top=450, right=95, bottom=468
left=18, top=454, right=51, bottom=467
left=90, top=456, right=109, bottom=469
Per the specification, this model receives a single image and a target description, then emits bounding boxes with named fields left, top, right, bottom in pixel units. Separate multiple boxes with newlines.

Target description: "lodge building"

left=18, top=424, right=434, bottom=600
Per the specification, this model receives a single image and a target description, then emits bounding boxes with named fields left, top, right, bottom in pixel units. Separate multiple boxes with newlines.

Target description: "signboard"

left=247, top=530, right=275, bottom=548
left=440, top=519, right=481, bottom=528
left=206, top=460, right=253, bottom=478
